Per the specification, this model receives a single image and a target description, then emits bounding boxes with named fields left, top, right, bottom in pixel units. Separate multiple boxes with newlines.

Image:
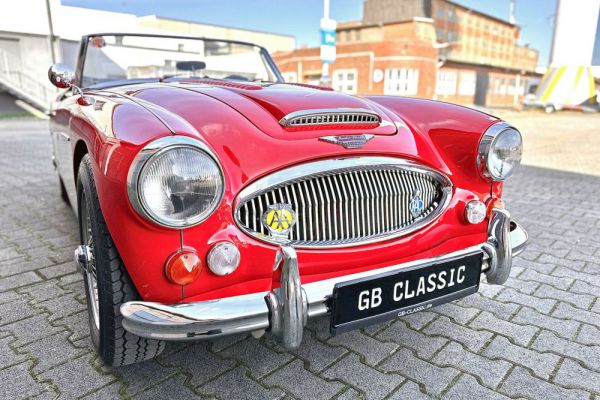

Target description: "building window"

left=436, top=71, right=457, bottom=96
left=499, top=78, right=507, bottom=95
left=437, top=6, right=446, bottom=19
left=384, top=68, right=419, bottom=95
left=282, top=72, right=297, bottom=83
left=458, top=71, right=476, bottom=95
left=333, top=69, right=358, bottom=94
left=508, top=79, right=517, bottom=95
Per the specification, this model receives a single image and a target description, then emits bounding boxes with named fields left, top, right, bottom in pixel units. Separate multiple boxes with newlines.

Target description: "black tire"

left=77, top=154, right=165, bottom=366
left=59, top=176, right=70, bottom=205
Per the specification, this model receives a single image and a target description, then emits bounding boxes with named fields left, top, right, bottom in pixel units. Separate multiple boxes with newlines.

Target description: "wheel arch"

left=73, top=139, right=88, bottom=185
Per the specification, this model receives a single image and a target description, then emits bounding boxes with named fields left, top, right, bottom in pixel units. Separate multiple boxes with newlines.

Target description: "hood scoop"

left=279, top=108, right=382, bottom=129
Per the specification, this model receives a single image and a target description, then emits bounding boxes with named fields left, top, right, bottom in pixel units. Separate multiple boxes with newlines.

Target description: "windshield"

left=81, top=34, right=280, bottom=88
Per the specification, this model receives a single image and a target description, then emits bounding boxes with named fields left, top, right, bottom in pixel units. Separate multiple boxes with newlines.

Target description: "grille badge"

left=262, top=204, right=297, bottom=240
left=319, top=134, right=374, bottom=149
left=409, top=190, right=424, bottom=219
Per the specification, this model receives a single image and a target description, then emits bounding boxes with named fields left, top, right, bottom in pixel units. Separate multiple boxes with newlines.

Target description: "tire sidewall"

left=76, top=154, right=165, bottom=366
left=77, top=155, right=105, bottom=356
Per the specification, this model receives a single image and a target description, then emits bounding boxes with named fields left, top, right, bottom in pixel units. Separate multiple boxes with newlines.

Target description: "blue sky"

left=63, top=0, right=557, bottom=66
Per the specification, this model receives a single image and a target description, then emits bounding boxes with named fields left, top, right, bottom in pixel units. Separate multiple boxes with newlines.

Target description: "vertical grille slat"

left=326, top=176, right=339, bottom=241
left=344, top=173, right=357, bottom=239
left=237, top=162, right=448, bottom=246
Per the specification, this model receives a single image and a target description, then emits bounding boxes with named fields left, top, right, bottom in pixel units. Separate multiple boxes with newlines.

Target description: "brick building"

left=273, top=0, right=540, bottom=108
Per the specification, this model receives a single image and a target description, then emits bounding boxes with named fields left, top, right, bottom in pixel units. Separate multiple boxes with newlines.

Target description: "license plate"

left=330, top=252, right=483, bottom=334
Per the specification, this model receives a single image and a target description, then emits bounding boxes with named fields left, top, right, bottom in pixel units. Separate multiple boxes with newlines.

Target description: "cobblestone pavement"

left=1, top=118, right=599, bottom=400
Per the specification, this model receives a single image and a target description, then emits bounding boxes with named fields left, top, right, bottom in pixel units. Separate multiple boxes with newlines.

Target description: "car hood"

left=107, top=81, right=493, bottom=193
left=151, top=80, right=398, bottom=138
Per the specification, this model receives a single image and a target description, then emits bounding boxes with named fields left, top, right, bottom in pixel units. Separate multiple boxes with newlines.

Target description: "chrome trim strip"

left=279, top=108, right=382, bottom=127
left=126, top=136, right=225, bottom=229
left=233, top=157, right=453, bottom=248
left=119, top=218, right=528, bottom=343
left=477, top=121, right=522, bottom=181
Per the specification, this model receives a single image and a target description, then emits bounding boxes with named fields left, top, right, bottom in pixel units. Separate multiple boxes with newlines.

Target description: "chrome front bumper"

left=120, top=208, right=528, bottom=349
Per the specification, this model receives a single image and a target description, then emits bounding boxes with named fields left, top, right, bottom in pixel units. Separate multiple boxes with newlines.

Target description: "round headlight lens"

left=487, top=128, right=522, bottom=180
left=136, top=146, right=223, bottom=227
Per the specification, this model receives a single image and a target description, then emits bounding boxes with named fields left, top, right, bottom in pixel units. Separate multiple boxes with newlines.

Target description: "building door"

left=475, top=70, right=488, bottom=106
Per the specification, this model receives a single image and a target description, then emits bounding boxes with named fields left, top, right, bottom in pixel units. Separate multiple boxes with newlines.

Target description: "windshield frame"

left=75, top=33, right=284, bottom=89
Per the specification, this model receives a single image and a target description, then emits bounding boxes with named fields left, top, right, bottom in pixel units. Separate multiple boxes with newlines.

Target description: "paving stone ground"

left=1, top=117, right=599, bottom=399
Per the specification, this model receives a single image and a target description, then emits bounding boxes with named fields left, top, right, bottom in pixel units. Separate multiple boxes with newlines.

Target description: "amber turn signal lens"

left=165, top=249, right=202, bottom=286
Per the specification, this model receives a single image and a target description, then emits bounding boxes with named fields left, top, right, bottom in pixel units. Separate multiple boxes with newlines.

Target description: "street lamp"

left=320, top=0, right=336, bottom=84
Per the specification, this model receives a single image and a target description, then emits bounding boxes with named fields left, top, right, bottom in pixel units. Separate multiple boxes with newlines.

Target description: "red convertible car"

left=48, top=33, right=527, bottom=366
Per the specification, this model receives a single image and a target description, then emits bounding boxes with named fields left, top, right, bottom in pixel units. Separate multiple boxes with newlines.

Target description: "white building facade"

left=0, top=0, right=295, bottom=110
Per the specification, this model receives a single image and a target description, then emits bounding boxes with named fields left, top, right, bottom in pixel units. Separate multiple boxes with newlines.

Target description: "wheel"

left=544, top=104, right=555, bottom=114
left=59, top=176, right=70, bottom=205
left=77, top=154, right=165, bottom=366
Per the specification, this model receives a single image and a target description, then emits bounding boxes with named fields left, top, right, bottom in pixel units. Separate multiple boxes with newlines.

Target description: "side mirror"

left=48, top=63, right=76, bottom=89
left=47, top=63, right=94, bottom=106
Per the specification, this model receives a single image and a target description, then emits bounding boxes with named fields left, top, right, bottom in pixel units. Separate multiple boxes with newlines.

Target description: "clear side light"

left=207, top=242, right=240, bottom=276
left=465, top=200, right=486, bottom=224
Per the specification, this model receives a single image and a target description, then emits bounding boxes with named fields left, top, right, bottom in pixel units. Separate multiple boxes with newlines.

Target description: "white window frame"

left=499, top=78, right=507, bottom=95
left=383, top=68, right=419, bottom=95
left=458, top=71, right=476, bottom=95
left=332, top=69, right=358, bottom=94
left=436, top=70, right=457, bottom=96
left=282, top=71, right=297, bottom=83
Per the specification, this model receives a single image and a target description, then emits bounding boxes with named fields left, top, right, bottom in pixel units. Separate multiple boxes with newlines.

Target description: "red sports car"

left=48, top=33, right=527, bottom=366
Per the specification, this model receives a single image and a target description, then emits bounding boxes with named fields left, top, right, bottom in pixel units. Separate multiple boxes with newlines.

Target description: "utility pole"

left=322, top=0, right=330, bottom=83
left=509, top=0, right=516, bottom=24
left=45, top=0, right=57, bottom=64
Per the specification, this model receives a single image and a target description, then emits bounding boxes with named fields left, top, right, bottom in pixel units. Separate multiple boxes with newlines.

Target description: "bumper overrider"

left=119, top=209, right=527, bottom=349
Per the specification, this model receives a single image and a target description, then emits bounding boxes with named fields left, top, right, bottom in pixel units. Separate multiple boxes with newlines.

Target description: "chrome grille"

left=279, top=108, right=381, bottom=127
left=235, top=158, right=452, bottom=248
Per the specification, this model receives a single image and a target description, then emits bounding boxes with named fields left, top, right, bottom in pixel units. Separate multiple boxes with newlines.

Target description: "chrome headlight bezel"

left=127, top=136, right=224, bottom=229
left=477, top=121, right=523, bottom=181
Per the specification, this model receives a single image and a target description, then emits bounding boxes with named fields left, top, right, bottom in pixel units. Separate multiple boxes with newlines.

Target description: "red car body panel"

left=52, top=82, right=501, bottom=304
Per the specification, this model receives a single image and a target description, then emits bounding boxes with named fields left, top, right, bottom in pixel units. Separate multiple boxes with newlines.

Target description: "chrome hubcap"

left=81, top=192, right=100, bottom=330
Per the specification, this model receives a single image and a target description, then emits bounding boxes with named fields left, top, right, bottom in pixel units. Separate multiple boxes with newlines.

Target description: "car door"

left=50, top=93, right=78, bottom=210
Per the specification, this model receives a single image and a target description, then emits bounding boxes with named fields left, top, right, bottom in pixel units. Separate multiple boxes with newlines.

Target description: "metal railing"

left=0, top=48, right=56, bottom=112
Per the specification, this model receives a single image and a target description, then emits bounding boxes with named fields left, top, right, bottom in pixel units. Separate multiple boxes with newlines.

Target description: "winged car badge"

left=319, top=134, right=375, bottom=149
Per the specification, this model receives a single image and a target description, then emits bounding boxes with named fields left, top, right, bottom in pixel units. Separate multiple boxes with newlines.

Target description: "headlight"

left=478, top=122, right=522, bottom=181
left=128, top=137, right=224, bottom=228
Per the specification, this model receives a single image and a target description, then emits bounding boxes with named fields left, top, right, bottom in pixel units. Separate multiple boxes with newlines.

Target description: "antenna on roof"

left=509, top=0, right=517, bottom=24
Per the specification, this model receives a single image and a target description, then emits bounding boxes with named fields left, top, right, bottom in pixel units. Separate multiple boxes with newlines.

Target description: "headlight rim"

left=127, top=136, right=225, bottom=229
left=477, top=121, right=522, bottom=182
